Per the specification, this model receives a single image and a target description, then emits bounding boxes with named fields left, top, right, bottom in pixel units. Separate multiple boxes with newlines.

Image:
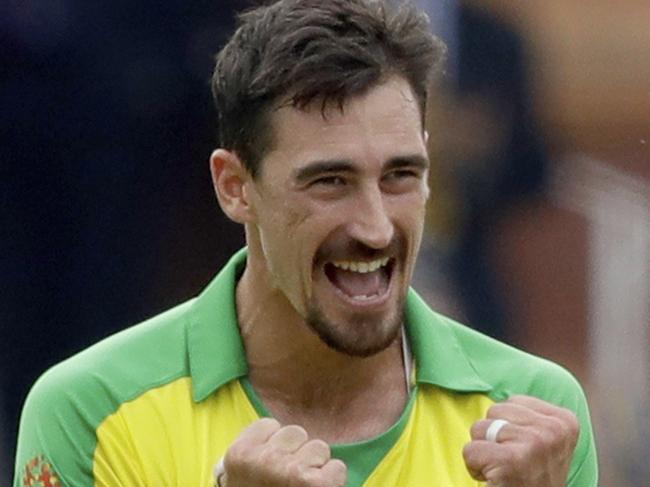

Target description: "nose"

left=346, top=185, right=394, bottom=250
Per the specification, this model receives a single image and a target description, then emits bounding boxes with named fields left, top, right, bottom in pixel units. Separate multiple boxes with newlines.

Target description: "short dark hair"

left=212, top=0, right=445, bottom=178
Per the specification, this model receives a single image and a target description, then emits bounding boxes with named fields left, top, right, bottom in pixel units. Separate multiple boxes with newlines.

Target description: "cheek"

left=255, top=191, right=307, bottom=243
left=285, top=196, right=346, bottom=237
left=284, top=204, right=310, bottom=231
left=393, top=194, right=427, bottom=232
left=255, top=199, right=321, bottom=293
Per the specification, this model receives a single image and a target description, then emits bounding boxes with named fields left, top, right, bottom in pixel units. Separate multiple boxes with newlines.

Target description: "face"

left=246, top=77, right=430, bottom=357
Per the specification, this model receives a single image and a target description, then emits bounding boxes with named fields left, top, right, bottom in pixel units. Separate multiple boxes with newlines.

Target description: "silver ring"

left=214, top=457, right=225, bottom=487
left=485, top=419, right=509, bottom=443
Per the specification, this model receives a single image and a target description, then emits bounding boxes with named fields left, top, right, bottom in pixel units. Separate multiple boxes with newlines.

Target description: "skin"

left=211, top=76, right=428, bottom=442
left=464, top=396, right=580, bottom=487
left=216, top=418, right=347, bottom=487
left=210, top=76, right=580, bottom=486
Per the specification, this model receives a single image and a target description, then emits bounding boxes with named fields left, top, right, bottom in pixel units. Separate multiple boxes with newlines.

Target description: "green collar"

left=186, top=248, right=491, bottom=402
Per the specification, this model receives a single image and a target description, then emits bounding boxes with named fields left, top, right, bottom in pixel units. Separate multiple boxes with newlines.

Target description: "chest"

left=93, top=378, right=493, bottom=486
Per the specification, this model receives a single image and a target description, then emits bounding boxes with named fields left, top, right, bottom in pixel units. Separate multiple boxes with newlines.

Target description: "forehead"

left=261, top=77, right=426, bottom=176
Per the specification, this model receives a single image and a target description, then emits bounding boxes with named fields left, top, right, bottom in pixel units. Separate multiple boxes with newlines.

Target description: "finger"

left=319, top=458, right=348, bottom=487
left=470, top=419, right=522, bottom=443
left=292, top=439, right=331, bottom=468
left=236, top=417, right=282, bottom=445
left=508, top=395, right=577, bottom=423
left=502, top=396, right=580, bottom=440
left=267, top=424, right=309, bottom=453
left=486, top=401, right=545, bottom=426
left=466, top=464, right=486, bottom=482
left=462, top=440, right=512, bottom=481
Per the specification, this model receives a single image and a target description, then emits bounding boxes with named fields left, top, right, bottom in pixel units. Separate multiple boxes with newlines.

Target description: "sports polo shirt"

left=14, top=248, right=598, bottom=486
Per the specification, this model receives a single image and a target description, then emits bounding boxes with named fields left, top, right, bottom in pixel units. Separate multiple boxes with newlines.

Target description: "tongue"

left=329, top=267, right=387, bottom=298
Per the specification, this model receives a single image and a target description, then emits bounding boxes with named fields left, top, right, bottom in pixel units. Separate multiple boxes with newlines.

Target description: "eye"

left=311, top=175, right=346, bottom=187
left=383, top=169, right=419, bottom=181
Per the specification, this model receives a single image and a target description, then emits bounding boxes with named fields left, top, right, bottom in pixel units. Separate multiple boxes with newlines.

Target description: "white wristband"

left=214, top=457, right=226, bottom=487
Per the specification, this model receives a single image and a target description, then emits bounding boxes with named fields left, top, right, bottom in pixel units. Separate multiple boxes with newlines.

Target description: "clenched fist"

left=463, top=395, right=580, bottom=487
left=215, top=418, right=347, bottom=487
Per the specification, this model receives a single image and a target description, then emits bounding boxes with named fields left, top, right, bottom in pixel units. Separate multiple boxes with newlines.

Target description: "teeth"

left=352, top=294, right=377, bottom=301
left=330, top=257, right=390, bottom=273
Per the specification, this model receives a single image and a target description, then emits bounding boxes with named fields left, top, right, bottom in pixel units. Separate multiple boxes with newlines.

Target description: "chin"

left=305, top=302, right=404, bottom=358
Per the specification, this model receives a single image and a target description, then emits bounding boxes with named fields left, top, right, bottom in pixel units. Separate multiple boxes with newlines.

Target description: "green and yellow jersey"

left=14, top=249, right=598, bottom=486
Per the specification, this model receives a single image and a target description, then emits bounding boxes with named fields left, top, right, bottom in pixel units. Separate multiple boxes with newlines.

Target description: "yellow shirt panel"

left=364, top=386, right=494, bottom=486
left=94, top=378, right=493, bottom=486
left=93, top=377, right=259, bottom=487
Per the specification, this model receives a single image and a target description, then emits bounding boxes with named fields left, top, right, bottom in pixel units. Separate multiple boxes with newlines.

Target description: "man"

left=14, top=1, right=597, bottom=486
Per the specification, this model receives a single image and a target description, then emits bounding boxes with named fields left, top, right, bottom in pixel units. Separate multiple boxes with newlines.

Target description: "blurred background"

left=2, top=0, right=648, bottom=485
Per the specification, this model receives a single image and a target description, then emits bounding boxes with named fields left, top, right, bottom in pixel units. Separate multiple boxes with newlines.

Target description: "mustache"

left=315, top=234, right=406, bottom=264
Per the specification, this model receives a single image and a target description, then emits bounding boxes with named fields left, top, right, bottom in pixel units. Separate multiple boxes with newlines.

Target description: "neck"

left=236, top=261, right=408, bottom=442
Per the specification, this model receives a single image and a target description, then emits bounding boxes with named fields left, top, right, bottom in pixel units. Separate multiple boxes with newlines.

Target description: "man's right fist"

left=215, top=418, right=348, bottom=487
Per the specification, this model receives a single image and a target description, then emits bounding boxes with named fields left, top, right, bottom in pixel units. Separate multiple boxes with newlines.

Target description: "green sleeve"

left=13, top=363, right=100, bottom=487
left=566, top=382, right=598, bottom=487
left=523, top=360, right=598, bottom=487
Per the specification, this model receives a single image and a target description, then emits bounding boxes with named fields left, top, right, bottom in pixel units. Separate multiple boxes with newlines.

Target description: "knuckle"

left=484, top=468, right=506, bottom=485
left=553, top=412, right=580, bottom=453
left=461, top=442, right=479, bottom=467
left=469, top=421, right=483, bottom=439
left=224, top=446, right=259, bottom=479
left=255, top=446, right=282, bottom=471
left=225, top=442, right=248, bottom=466
left=539, top=416, right=568, bottom=448
left=286, top=424, right=309, bottom=437
left=531, top=422, right=559, bottom=451
left=307, top=438, right=331, bottom=457
left=328, top=459, right=348, bottom=486
left=285, top=459, right=303, bottom=478
left=510, top=444, right=529, bottom=468
left=486, top=404, right=499, bottom=417
left=486, top=403, right=507, bottom=418
left=309, top=438, right=330, bottom=450
left=286, top=463, right=312, bottom=486
left=566, top=411, right=580, bottom=437
left=280, top=424, right=309, bottom=446
left=299, top=470, right=321, bottom=486
left=259, top=417, right=282, bottom=429
left=530, top=428, right=553, bottom=455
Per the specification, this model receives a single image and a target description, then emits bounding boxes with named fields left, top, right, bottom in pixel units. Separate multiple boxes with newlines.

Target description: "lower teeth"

left=352, top=294, right=377, bottom=301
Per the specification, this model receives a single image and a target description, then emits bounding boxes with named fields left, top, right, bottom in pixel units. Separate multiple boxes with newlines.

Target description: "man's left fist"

left=463, top=395, right=580, bottom=487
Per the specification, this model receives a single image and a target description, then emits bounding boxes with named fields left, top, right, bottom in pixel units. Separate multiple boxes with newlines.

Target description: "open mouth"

left=323, top=257, right=395, bottom=303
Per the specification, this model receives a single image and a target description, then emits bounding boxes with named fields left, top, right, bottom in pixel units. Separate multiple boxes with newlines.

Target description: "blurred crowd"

left=2, top=1, right=649, bottom=485
left=2, top=0, right=250, bottom=480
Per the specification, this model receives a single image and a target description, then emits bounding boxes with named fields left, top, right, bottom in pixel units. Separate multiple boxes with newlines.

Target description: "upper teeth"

left=330, top=257, right=390, bottom=273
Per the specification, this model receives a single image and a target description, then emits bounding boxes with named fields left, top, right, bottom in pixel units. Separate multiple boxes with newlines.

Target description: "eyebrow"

left=293, top=160, right=354, bottom=184
left=384, top=154, right=430, bottom=172
left=293, top=154, right=429, bottom=184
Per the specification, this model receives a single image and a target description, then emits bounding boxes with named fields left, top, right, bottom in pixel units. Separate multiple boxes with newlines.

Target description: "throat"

left=245, top=340, right=408, bottom=443
left=249, top=374, right=409, bottom=444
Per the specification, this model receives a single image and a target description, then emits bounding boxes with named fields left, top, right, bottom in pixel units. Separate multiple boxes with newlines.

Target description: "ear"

left=209, top=149, right=255, bottom=224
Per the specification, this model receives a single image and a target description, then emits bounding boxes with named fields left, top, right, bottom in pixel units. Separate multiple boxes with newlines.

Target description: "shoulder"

left=430, top=313, right=598, bottom=485
left=407, top=290, right=586, bottom=407
left=443, top=313, right=585, bottom=405
left=33, top=299, right=194, bottom=410
left=14, top=299, right=195, bottom=486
